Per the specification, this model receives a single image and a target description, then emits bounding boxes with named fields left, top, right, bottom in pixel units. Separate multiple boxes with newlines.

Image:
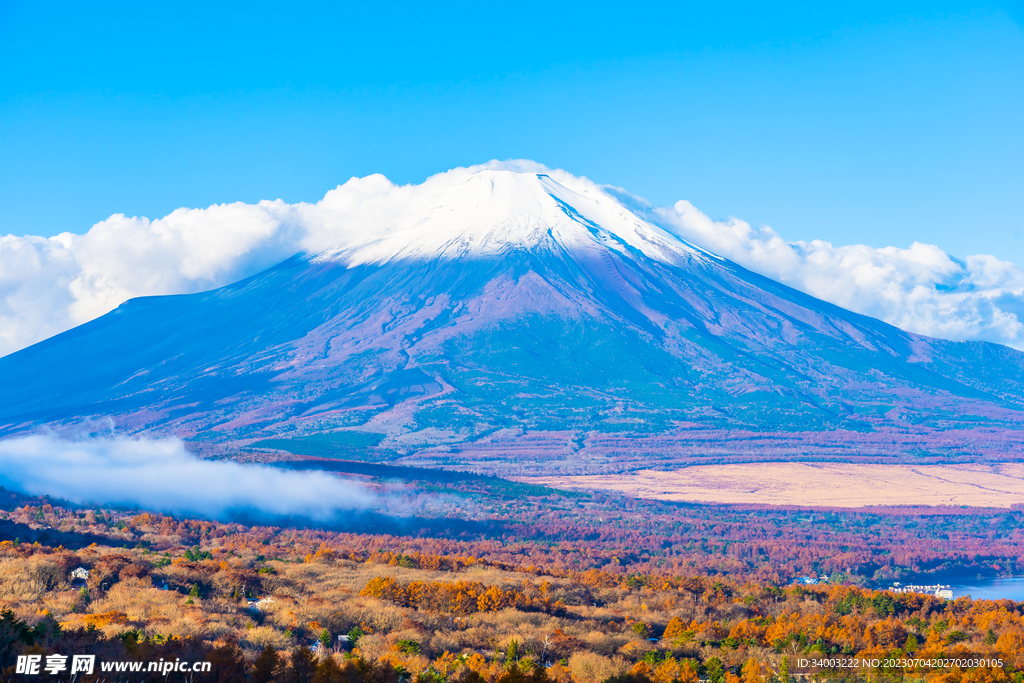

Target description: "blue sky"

left=1, top=1, right=1022, bottom=264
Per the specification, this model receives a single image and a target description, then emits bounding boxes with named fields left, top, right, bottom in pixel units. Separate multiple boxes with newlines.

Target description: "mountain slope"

left=2, top=169, right=1024, bottom=475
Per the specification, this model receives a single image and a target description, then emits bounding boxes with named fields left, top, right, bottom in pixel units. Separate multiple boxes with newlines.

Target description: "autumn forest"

left=3, top=468, right=1024, bottom=683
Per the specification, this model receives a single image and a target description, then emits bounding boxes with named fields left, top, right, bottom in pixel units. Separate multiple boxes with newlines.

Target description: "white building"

left=247, top=597, right=275, bottom=611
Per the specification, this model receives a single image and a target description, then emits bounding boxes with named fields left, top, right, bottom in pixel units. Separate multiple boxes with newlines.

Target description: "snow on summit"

left=304, top=162, right=700, bottom=267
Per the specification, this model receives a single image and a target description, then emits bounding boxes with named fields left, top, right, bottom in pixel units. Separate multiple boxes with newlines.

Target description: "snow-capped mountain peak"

left=306, top=165, right=698, bottom=267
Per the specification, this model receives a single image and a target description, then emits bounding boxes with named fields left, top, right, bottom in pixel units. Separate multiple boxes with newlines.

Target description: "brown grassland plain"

left=525, top=463, right=1024, bottom=508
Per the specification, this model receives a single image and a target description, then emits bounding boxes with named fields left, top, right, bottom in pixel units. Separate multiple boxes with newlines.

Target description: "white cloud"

left=0, top=235, right=78, bottom=353
left=1, top=160, right=1023, bottom=355
left=646, top=200, right=1024, bottom=348
left=62, top=201, right=307, bottom=325
left=0, top=434, right=375, bottom=520
left=0, top=201, right=307, bottom=356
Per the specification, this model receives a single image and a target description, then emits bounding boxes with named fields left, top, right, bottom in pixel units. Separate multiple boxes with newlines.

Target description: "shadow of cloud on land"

left=0, top=518, right=128, bottom=550
left=219, top=507, right=505, bottom=539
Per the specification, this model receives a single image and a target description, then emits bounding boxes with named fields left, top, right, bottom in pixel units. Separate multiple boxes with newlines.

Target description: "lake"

left=950, top=576, right=1024, bottom=601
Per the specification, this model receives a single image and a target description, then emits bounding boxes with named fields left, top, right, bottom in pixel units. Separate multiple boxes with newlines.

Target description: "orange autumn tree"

left=663, top=616, right=687, bottom=640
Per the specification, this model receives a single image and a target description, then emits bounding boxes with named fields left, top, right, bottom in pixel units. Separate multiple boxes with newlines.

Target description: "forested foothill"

left=3, top=472, right=1024, bottom=682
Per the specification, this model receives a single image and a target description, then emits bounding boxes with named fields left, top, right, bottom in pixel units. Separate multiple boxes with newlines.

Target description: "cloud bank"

left=646, top=200, right=1024, bottom=349
left=0, top=435, right=375, bottom=520
left=2, top=160, right=1023, bottom=354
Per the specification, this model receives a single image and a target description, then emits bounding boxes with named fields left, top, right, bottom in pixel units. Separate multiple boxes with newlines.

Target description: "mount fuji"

left=3, top=166, right=1024, bottom=475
